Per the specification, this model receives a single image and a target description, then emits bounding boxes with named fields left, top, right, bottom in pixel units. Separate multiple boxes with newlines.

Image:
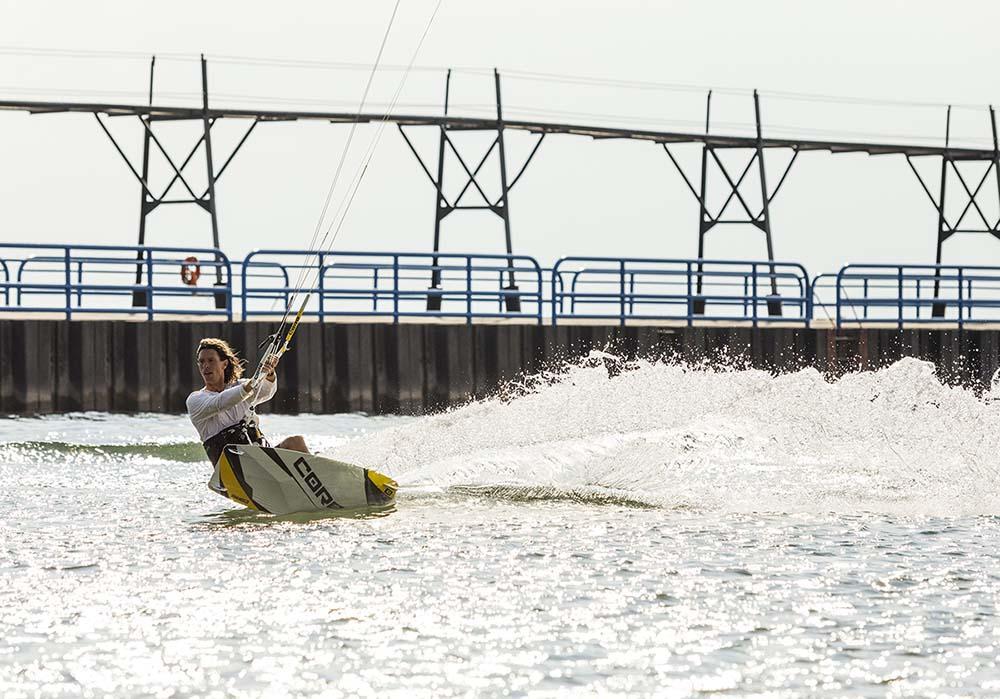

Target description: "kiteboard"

left=208, top=445, right=397, bottom=515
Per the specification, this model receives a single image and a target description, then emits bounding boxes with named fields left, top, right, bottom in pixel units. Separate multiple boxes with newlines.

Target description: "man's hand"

left=261, top=353, right=279, bottom=381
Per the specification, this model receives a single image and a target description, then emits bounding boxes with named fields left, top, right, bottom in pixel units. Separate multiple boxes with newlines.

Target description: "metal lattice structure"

left=2, top=58, right=999, bottom=315
left=396, top=69, right=544, bottom=311
left=661, top=90, right=796, bottom=314
left=904, top=106, right=1000, bottom=315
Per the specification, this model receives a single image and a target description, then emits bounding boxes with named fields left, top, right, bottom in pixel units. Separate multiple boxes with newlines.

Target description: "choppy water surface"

left=3, top=357, right=1000, bottom=697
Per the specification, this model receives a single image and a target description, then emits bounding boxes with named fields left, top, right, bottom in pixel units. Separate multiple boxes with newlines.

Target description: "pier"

left=3, top=317, right=999, bottom=415
left=3, top=242, right=1000, bottom=414
left=4, top=58, right=1000, bottom=414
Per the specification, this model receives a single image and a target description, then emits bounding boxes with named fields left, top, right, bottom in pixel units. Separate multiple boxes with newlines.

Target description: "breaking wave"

left=330, top=355, right=1000, bottom=515
left=3, top=357, right=1000, bottom=515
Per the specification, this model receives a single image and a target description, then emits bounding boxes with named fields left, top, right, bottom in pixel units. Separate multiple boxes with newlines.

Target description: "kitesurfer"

left=187, top=338, right=309, bottom=466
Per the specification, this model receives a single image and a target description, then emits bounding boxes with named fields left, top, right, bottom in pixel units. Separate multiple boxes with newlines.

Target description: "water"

left=3, top=356, right=1000, bottom=697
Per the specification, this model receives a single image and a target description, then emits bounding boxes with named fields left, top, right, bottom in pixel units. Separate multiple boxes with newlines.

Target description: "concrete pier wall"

left=1, top=319, right=998, bottom=415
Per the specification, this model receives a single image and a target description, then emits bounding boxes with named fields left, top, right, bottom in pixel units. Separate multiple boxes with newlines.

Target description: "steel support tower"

left=662, top=90, right=798, bottom=316
left=396, top=69, right=544, bottom=311
left=94, top=56, right=258, bottom=306
left=906, top=106, right=1000, bottom=315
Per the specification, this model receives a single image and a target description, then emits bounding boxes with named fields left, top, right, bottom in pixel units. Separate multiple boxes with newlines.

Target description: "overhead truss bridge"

left=2, top=56, right=999, bottom=318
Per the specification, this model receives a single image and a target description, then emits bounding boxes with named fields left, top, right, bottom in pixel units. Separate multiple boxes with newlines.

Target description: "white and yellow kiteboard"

left=209, top=445, right=397, bottom=515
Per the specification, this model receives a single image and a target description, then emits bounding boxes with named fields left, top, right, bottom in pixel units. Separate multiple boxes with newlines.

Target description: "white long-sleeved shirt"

left=186, top=378, right=277, bottom=442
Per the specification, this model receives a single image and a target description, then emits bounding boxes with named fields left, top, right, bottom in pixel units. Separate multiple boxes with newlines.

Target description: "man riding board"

left=187, top=338, right=308, bottom=466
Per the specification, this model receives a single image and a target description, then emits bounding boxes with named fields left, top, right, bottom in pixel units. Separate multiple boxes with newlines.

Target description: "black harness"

left=203, top=418, right=268, bottom=467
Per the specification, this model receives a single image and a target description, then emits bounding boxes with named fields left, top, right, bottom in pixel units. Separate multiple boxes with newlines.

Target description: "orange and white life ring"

left=180, top=256, right=201, bottom=286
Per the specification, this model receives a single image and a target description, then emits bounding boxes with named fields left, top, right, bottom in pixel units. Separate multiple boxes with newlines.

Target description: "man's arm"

left=187, top=382, right=251, bottom=421
left=250, top=371, right=277, bottom=406
left=248, top=354, right=279, bottom=407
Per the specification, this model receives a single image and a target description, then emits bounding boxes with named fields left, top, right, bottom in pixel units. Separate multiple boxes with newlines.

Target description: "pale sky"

left=1, top=0, right=999, bottom=279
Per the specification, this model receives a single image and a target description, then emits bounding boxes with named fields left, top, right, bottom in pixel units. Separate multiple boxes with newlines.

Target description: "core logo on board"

left=293, top=456, right=336, bottom=507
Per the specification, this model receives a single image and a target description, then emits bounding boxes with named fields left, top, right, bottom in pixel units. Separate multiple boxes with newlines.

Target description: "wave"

left=0, top=440, right=207, bottom=464
left=4, top=356, right=1000, bottom=516
left=329, top=355, right=1000, bottom=516
left=446, top=484, right=658, bottom=508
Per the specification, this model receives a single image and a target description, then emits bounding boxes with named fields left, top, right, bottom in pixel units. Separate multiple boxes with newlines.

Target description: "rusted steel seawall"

left=2, top=320, right=998, bottom=415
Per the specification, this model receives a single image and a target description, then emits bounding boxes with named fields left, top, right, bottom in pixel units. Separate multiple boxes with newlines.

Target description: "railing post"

left=751, top=264, right=758, bottom=327
left=805, top=275, right=813, bottom=323
left=550, top=264, right=558, bottom=327
left=393, top=255, right=400, bottom=324
left=373, top=268, right=379, bottom=312
left=76, top=260, right=84, bottom=305
left=957, top=267, right=964, bottom=327
left=967, top=277, right=973, bottom=322
left=628, top=272, right=636, bottom=314
left=224, top=257, right=232, bottom=321
left=835, top=270, right=842, bottom=329
left=145, top=248, right=154, bottom=321
left=318, top=253, right=326, bottom=322
left=686, top=261, right=693, bottom=327
left=863, top=277, right=869, bottom=319
left=801, top=271, right=809, bottom=323
left=535, top=262, right=543, bottom=325
left=619, top=260, right=626, bottom=327
left=897, top=267, right=904, bottom=330
left=283, top=263, right=290, bottom=308
left=466, top=256, right=472, bottom=325
left=241, top=255, right=249, bottom=321
left=64, top=247, right=72, bottom=320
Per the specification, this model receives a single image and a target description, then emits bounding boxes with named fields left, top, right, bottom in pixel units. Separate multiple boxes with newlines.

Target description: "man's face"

left=197, top=348, right=228, bottom=386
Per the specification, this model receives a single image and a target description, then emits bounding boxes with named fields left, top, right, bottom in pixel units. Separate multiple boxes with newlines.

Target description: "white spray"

left=331, top=355, right=1000, bottom=516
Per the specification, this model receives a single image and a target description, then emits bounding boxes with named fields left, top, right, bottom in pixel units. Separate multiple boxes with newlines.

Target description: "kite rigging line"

left=249, top=0, right=445, bottom=387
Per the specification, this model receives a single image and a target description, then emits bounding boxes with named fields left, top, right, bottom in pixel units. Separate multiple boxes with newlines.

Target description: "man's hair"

left=196, top=338, right=245, bottom=383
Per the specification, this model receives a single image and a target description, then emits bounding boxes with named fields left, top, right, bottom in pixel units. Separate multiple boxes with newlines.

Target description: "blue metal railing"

left=834, top=264, right=1000, bottom=328
left=0, top=243, right=233, bottom=320
left=16, top=256, right=106, bottom=305
left=0, top=258, right=8, bottom=306
left=8, top=255, right=286, bottom=312
left=243, top=250, right=545, bottom=324
left=8, top=243, right=1000, bottom=329
left=551, top=257, right=811, bottom=327
left=235, top=259, right=291, bottom=309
